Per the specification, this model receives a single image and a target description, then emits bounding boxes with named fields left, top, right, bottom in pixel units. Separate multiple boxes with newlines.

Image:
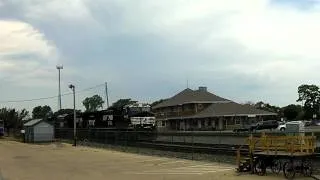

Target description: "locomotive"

left=55, top=103, right=156, bottom=131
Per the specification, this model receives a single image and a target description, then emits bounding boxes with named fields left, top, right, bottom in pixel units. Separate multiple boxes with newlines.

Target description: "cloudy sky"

left=1, top=0, right=320, bottom=111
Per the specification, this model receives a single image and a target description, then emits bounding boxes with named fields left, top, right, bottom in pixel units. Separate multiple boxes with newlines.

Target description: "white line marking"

left=130, top=172, right=204, bottom=175
left=111, top=158, right=166, bottom=165
left=154, top=160, right=187, bottom=166
left=175, top=168, right=233, bottom=171
left=124, top=166, right=234, bottom=175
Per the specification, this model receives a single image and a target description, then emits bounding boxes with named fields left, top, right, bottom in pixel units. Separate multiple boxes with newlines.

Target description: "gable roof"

left=153, top=88, right=230, bottom=109
left=24, top=119, right=43, bottom=127
left=192, top=102, right=277, bottom=118
left=162, top=102, right=277, bottom=120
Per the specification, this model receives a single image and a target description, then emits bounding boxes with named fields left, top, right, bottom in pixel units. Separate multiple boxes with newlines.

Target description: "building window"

left=227, top=117, right=235, bottom=125
left=184, top=105, right=190, bottom=111
left=201, top=120, right=205, bottom=126
left=208, top=120, right=212, bottom=126
left=235, top=118, right=241, bottom=125
left=162, top=121, right=166, bottom=127
left=193, top=119, right=198, bottom=126
left=198, top=104, right=203, bottom=110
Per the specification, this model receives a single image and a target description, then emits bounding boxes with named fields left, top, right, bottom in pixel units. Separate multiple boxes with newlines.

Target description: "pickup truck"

left=233, top=120, right=279, bottom=133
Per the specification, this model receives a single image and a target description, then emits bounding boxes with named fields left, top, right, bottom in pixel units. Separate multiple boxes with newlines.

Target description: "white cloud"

left=0, top=20, right=56, bottom=57
left=0, top=20, right=59, bottom=86
left=2, top=0, right=320, bottom=107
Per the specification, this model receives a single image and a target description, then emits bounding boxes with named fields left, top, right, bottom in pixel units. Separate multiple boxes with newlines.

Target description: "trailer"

left=236, top=132, right=316, bottom=179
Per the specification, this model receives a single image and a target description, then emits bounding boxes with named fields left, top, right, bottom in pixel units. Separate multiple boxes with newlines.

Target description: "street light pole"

left=69, top=84, right=76, bottom=146
left=56, top=65, right=63, bottom=110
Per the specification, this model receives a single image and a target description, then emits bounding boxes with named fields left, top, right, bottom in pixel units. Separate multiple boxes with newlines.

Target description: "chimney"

left=198, top=86, right=207, bottom=92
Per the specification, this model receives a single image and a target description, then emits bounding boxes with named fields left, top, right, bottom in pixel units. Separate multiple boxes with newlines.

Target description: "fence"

left=55, top=129, right=252, bottom=163
left=55, top=129, right=320, bottom=164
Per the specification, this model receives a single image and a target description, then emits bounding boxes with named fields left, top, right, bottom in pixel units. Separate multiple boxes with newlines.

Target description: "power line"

left=0, top=83, right=105, bottom=103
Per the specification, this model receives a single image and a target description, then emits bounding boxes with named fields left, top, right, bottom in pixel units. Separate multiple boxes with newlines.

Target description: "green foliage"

left=32, top=105, right=53, bottom=119
left=151, top=99, right=166, bottom=107
left=254, top=101, right=281, bottom=114
left=82, top=95, right=105, bottom=112
left=0, top=108, right=29, bottom=129
left=297, top=84, right=320, bottom=119
left=282, top=104, right=303, bottom=120
left=110, top=99, right=136, bottom=110
left=53, top=109, right=81, bottom=117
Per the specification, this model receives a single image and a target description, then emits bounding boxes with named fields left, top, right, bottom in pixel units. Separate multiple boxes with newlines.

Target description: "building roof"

left=23, top=119, right=44, bottom=126
left=153, top=88, right=230, bottom=109
left=160, top=102, right=276, bottom=120
left=161, top=102, right=276, bottom=120
left=191, top=102, right=277, bottom=118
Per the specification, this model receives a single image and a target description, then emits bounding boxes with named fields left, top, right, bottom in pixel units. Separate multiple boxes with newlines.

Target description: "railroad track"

left=138, top=141, right=320, bottom=157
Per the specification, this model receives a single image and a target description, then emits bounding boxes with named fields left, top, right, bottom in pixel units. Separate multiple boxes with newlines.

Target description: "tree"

left=297, top=84, right=320, bottom=119
left=254, top=101, right=281, bottom=114
left=0, top=108, right=29, bottom=135
left=282, top=104, right=303, bottom=121
left=32, top=105, right=53, bottom=119
left=243, top=101, right=255, bottom=107
left=82, top=95, right=105, bottom=112
left=151, top=99, right=166, bottom=107
left=110, top=99, right=136, bottom=110
left=53, top=109, right=81, bottom=117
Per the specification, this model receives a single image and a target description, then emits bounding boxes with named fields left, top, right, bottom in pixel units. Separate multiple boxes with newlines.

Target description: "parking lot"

left=0, top=140, right=313, bottom=180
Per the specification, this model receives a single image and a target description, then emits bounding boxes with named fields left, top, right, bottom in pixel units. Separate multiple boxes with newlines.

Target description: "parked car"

left=233, top=120, right=279, bottom=133
left=277, top=120, right=306, bottom=131
left=311, top=119, right=320, bottom=126
left=304, top=120, right=312, bottom=127
left=255, top=120, right=279, bottom=130
left=277, top=122, right=286, bottom=131
left=233, top=123, right=256, bottom=132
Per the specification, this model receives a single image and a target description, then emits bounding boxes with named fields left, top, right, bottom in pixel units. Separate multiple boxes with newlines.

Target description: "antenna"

left=105, top=82, right=110, bottom=108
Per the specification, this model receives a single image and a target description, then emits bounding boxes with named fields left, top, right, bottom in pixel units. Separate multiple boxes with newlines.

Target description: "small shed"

left=23, top=119, right=54, bottom=143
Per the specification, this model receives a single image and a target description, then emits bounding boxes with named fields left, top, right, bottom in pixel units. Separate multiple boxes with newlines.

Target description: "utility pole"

left=56, top=65, right=63, bottom=110
left=69, top=84, right=76, bottom=146
left=105, top=82, right=109, bottom=108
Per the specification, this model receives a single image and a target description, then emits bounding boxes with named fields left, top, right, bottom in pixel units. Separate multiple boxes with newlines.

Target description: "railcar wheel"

left=271, top=159, right=282, bottom=174
left=283, top=161, right=296, bottom=180
left=255, top=159, right=266, bottom=176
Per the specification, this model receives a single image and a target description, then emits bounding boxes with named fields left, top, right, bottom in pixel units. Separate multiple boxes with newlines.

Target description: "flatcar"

left=236, top=132, right=316, bottom=179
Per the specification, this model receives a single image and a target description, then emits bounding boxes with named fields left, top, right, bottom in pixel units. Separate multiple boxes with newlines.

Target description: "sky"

left=1, top=0, right=320, bottom=112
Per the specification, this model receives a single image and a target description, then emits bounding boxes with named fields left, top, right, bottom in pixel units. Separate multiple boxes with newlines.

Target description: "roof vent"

left=198, top=86, right=207, bottom=92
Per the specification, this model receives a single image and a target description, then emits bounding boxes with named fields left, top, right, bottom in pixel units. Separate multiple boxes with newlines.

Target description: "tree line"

left=1, top=84, right=320, bottom=132
left=243, top=84, right=320, bottom=121
left=0, top=95, right=134, bottom=133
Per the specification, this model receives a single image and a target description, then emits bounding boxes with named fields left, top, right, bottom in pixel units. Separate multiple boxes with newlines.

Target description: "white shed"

left=23, top=119, right=54, bottom=143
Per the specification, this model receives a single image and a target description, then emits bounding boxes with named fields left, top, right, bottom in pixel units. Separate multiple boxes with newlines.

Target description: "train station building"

left=152, top=87, right=277, bottom=131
